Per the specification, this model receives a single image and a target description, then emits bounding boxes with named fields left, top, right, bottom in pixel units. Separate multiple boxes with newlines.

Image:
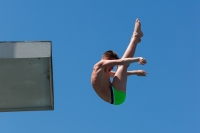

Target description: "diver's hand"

left=138, top=57, right=147, bottom=65
left=135, top=70, right=148, bottom=76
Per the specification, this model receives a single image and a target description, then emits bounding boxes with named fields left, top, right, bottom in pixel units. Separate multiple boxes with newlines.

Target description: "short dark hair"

left=102, top=50, right=119, bottom=59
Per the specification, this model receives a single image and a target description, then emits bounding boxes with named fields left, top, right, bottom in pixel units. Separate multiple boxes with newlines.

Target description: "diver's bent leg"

left=112, top=19, right=143, bottom=93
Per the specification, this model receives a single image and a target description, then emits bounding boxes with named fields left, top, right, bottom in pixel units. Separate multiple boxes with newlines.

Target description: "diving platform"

left=0, top=41, right=54, bottom=112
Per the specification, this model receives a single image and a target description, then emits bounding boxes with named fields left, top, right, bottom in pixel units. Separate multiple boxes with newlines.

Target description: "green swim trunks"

left=110, top=86, right=126, bottom=105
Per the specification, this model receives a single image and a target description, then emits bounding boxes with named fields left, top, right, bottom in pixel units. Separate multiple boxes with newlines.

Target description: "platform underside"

left=0, top=58, right=53, bottom=112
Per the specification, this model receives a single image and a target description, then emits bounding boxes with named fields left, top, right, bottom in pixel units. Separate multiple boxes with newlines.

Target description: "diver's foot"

left=132, top=18, right=143, bottom=42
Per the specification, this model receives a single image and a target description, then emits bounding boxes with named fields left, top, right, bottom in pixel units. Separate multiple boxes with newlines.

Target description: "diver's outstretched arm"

left=109, top=70, right=148, bottom=77
left=94, top=57, right=146, bottom=69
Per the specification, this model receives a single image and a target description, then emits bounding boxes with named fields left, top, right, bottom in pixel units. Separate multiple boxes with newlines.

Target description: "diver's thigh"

left=112, top=65, right=128, bottom=92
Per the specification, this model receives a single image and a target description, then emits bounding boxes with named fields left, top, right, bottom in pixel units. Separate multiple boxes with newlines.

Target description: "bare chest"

left=91, top=68, right=111, bottom=102
left=91, top=69, right=110, bottom=87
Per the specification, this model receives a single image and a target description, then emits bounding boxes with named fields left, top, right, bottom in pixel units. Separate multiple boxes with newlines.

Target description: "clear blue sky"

left=0, top=0, right=199, bottom=133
